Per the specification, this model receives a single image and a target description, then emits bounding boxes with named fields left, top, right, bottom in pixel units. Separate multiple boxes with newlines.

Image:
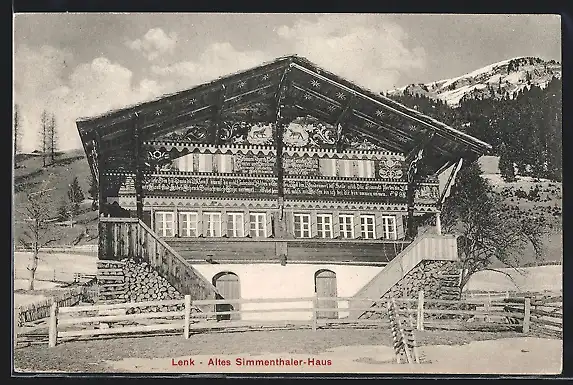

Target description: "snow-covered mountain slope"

left=388, top=57, right=561, bottom=107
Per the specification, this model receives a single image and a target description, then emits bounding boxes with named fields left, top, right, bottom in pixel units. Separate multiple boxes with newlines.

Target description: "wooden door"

left=315, top=270, right=338, bottom=319
left=213, top=272, right=241, bottom=320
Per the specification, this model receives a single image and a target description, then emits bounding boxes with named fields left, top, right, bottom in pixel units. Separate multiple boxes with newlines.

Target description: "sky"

left=13, top=13, right=561, bottom=152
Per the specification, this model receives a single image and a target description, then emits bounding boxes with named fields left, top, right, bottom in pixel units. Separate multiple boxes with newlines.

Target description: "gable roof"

left=76, top=55, right=491, bottom=176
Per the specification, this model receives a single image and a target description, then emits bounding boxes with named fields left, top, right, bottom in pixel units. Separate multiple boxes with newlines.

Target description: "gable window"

left=381, top=216, right=397, bottom=240
left=227, top=212, right=244, bottom=237
left=155, top=211, right=174, bottom=237
left=339, top=214, right=354, bottom=239
left=316, top=214, right=333, bottom=238
left=293, top=213, right=311, bottom=238
left=205, top=212, right=222, bottom=237
left=250, top=213, right=267, bottom=237
left=360, top=214, right=376, bottom=239
left=179, top=212, right=198, bottom=237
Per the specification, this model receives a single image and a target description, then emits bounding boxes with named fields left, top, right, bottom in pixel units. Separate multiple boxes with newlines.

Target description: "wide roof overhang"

left=76, top=55, right=491, bottom=176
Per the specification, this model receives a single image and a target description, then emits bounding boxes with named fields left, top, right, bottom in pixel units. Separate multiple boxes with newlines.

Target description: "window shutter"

left=311, top=212, right=318, bottom=238
left=178, top=212, right=184, bottom=236
left=193, top=153, right=200, bottom=171
left=265, top=211, right=273, bottom=237
left=375, top=213, right=383, bottom=239
left=333, top=210, right=340, bottom=238
left=199, top=154, right=213, bottom=172
left=354, top=212, right=361, bottom=238
left=221, top=210, right=228, bottom=236
left=174, top=207, right=179, bottom=237
left=395, top=214, right=405, bottom=239
left=244, top=209, right=251, bottom=237
left=202, top=212, right=210, bottom=236
left=365, top=160, right=374, bottom=178
left=285, top=210, right=293, bottom=238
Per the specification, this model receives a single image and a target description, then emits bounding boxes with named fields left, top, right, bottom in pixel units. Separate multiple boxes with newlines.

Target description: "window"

left=250, top=213, right=267, bottom=237
left=227, top=212, right=245, bottom=237
left=360, top=215, right=376, bottom=239
left=381, top=216, right=397, bottom=240
left=293, top=213, right=311, bottom=238
left=205, top=212, right=222, bottom=237
left=174, top=154, right=194, bottom=172
left=316, top=214, right=333, bottom=238
left=339, top=214, right=354, bottom=239
left=179, top=212, right=198, bottom=237
left=337, top=159, right=355, bottom=177
left=155, top=211, right=174, bottom=237
left=319, top=158, right=337, bottom=177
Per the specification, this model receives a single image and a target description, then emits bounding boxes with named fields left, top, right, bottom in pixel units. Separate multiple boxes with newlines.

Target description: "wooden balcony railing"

left=98, top=217, right=221, bottom=305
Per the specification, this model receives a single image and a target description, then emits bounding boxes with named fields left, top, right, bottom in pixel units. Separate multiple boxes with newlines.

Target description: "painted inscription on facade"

left=284, top=178, right=408, bottom=201
left=142, top=175, right=278, bottom=197
left=283, top=156, right=320, bottom=176
left=233, top=153, right=275, bottom=174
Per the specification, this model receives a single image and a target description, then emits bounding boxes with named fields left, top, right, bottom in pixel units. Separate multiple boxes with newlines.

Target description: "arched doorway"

left=213, top=272, right=241, bottom=321
left=314, top=269, right=338, bottom=319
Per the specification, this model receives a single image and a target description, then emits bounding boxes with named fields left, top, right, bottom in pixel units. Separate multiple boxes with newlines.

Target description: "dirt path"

left=14, top=329, right=560, bottom=374
left=104, top=337, right=562, bottom=374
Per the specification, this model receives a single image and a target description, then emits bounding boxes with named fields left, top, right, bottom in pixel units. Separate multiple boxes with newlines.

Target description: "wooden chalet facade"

left=77, top=55, right=491, bottom=313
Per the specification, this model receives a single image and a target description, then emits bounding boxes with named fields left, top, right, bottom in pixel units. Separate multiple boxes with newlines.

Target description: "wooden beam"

left=334, top=96, right=356, bottom=151
left=405, top=131, right=436, bottom=164
left=133, top=114, right=144, bottom=220
left=273, top=65, right=291, bottom=234
left=213, top=84, right=227, bottom=145
left=406, top=148, right=425, bottom=240
left=438, top=157, right=464, bottom=206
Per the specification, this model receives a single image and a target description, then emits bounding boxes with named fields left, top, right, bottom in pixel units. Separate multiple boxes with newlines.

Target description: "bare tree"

left=39, top=110, right=49, bottom=168
left=17, top=177, right=59, bottom=290
left=441, top=161, right=547, bottom=290
left=47, top=113, right=58, bottom=163
left=14, top=104, right=20, bottom=168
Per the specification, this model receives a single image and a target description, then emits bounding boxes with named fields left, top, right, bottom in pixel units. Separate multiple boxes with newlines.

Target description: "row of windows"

left=172, top=153, right=385, bottom=178
left=154, top=211, right=398, bottom=240
left=293, top=213, right=396, bottom=240
left=155, top=212, right=267, bottom=238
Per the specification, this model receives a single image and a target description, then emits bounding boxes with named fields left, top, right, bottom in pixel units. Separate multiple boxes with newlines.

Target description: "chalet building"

left=77, top=55, right=491, bottom=321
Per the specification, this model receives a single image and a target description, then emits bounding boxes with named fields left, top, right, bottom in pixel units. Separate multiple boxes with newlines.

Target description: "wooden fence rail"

left=38, top=292, right=562, bottom=348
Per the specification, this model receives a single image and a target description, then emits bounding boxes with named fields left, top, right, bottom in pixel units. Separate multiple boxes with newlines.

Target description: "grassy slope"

left=13, top=150, right=98, bottom=246
left=478, top=156, right=563, bottom=266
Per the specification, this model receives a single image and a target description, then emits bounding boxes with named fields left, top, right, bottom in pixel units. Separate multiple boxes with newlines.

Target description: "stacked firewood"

left=122, top=258, right=183, bottom=304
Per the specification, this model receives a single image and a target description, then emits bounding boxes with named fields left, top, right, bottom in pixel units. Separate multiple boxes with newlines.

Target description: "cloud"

left=150, top=42, right=271, bottom=90
left=126, top=28, right=178, bottom=61
left=14, top=45, right=165, bottom=152
left=276, top=14, right=427, bottom=91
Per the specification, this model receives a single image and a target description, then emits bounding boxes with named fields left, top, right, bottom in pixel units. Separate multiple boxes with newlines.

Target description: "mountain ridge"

left=388, top=56, right=561, bottom=106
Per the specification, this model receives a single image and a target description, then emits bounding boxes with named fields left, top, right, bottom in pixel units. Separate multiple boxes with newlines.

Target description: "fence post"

left=312, top=292, right=318, bottom=331
left=484, top=294, right=491, bottom=323
left=184, top=295, right=191, bottom=339
left=523, top=297, right=531, bottom=333
left=416, top=290, right=424, bottom=331
left=48, top=301, right=59, bottom=348
left=14, top=307, right=21, bottom=348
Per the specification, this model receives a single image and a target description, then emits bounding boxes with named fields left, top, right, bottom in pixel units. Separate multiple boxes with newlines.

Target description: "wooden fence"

left=16, top=281, right=98, bottom=327
left=39, top=292, right=562, bottom=347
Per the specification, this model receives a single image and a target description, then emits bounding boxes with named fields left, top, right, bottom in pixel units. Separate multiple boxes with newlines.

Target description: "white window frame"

left=249, top=212, right=267, bottom=237
left=316, top=214, right=333, bottom=239
left=227, top=212, right=245, bottom=237
left=155, top=211, right=175, bottom=237
left=293, top=213, right=312, bottom=238
left=381, top=216, right=397, bottom=240
left=179, top=211, right=198, bottom=237
left=205, top=212, right=222, bottom=237
left=339, top=214, right=354, bottom=239
left=360, top=214, right=376, bottom=239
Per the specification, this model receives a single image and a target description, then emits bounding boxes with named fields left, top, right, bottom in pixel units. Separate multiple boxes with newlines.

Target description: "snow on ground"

left=105, top=337, right=561, bottom=374
left=14, top=293, right=47, bottom=307
left=13, top=279, right=60, bottom=291
left=465, top=265, right=562, bottom=292
left=13, top=251, right=97, bottom=282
